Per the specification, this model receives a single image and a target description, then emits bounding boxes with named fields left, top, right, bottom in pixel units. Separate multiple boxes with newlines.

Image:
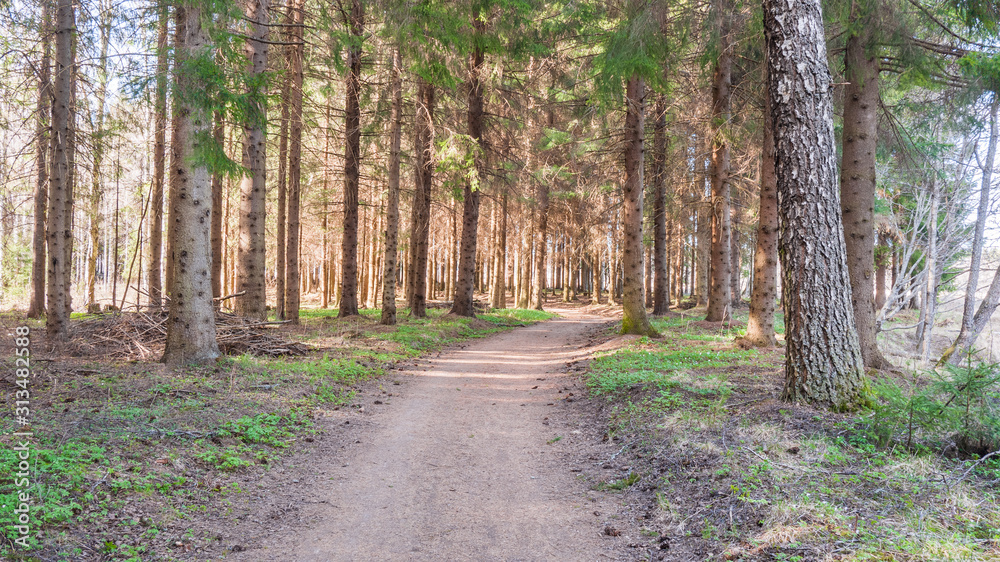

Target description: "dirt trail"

left=241, top=308, right=624, bottom=561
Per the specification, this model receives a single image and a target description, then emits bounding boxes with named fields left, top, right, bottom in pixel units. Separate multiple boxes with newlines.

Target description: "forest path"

left=246, top=307, right=624, bottom=561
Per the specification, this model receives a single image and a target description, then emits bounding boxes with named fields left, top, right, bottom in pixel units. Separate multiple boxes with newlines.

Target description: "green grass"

left=587, top=348, right=757, bottom=395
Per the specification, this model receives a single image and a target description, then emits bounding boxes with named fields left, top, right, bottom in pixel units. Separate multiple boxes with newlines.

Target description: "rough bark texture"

left=233, top=0, right=269, bottom=320
left=941, top=97, right=999, bottom=365
left=450, top=24, right=486, bottom=318
left=765, top=0, right=867, bottom=409
left=29, top=0, right=52, bottom=319
left=380, top=48, right=403, bottom=325
left=840, top=32, right=890, bottom=369
left=284, top=0, right=304, bottom=323
left=46, top=0, right=73, bottom=340
left=165, top=5, right=186, bottom=301
left=162, top=3, right=220, bottom=364
left=652, top=96, right=669, bottom=315
left=694, top=134, right=710, bottom=305
left=744, top=80, right=778, bottom=347
left=408, top=80, right=434, bottom=318
left=339, top=0, right=364, bottom=318
left=532, top=178, right=549, bottom=311
left=621, top=76, right=655, bottom=336
left=706, top=0, right=732, bottom=323
left=490, top=190, right=508, bottom=309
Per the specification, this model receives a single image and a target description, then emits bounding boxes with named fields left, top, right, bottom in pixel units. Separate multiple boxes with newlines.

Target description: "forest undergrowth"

left=0, top=306, right=552, bottom=559
left=580, top=307, right=1000, bottom=562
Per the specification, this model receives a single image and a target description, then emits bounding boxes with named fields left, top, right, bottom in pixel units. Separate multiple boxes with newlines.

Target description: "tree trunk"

left=917, top=178, right=939, bottom=361
left=162, top=2, right=220, bottom=364
left=744, top=78, right=779, bottom=347
left=490, top=190, right=508, bottom=309
left=695, top=135, right=710, bottom=305
left=451, top=25, right=487, bottom=317
left=840, top=31, right=890, bottom=369
left=591, top=251, right=601, bottom=304
left=211, top=112, right=224, bottom=307
left=28, top=0, right=52, bottom=319
left=275, top=30, right=290, bottom=320
left=621, top=75, right=655, bottom=336
left=532, top=177, right=549, bottom=312
left=941, top=97, right=999, bottom=365
left=875, top=233, right=887, bottom=310
left=765, top=0, right=867, bottom=408
left=86, top=11, right=111, bottom=313
left=652, top=96, right=669, bottom=315
left=233, top=0, right=269, bottom=320
left=165, top=5, right=186, bottom=302
left=284, top=0, right=304, bottom=323
left=380, top=47, right=403, bottom=325
left=706, top=0, right=732, bottom=323
left=46, top=0, right=74, bottom=341
left=338, top=0, right=364, bottom=317
left=147, top=2, right=167, bottom=311
left=408, top=79, right=434, bottom=317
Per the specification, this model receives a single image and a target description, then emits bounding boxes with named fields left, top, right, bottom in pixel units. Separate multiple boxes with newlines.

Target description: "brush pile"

left=73, top=311, right=309, bottom=360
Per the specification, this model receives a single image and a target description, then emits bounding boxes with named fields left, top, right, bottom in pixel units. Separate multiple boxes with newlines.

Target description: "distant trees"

left=3, top=0, right=1000, bottom=384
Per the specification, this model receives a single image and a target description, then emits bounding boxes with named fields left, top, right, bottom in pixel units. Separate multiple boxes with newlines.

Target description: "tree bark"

left=941, top=97, right=999, bottom=365
left=147, top=2, right=168, bottom=311
left=46, top=0, right=74, bottom=340
left=408, top=79, right=434, bottom=317
left=652, top=96, right=669, bottom=315
left=743, top=78, right=779, bottom=347
left=233, top=0, right=269, bottom=320
left=28, top=0, right=52, bottom=319
left=380, top=47, right=403, bottom=325
left=706, top=0, right=732, bottom=322
left=532, top=178, right=549, bottom=311
left=210, top=112, right=224, bottom=308
left=337, top=0, right=364, bottom=318
left=490, top=190, right=508, bottom=309
left=840, top=31, right=890, bottom=369
left=765, top=0, right=867, bottom=408
left=284, top=0, right=304, bottom=323
left=162, top=2, right=220, bottom=364
left=451, top=22, right=487, bottom=317
left=275, top=36, right=290, bottom=320
left=621, top=75, right=655, bottom=336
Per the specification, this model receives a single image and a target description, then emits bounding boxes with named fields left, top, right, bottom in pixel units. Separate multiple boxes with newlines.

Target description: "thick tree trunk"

left=451, top=27, right=487, bottom=317
left=840, top=32, right=890, bottom=369
left=284, top=0, right=304, bottom=323
left=941, top=98, right=999, bottom=365
left=46, top=0, right=74, bottom=340
left=408, top=80, right=434, bottom=317
left=744, top=80, right=779, bottom=347
left=621, top=76, right=655, bottom=336
left=652, top=96, right=669, bottom=315
left=29, top=0, right=52, bottom=319
left=706, top=0, right=732, bottom=322
left=338, top=0, right=364, bottom=318
left=165, top=5, right=186, bottom=301
left=380, top=47, right=403, bottom=325
left=765, top=0, right=867, bottom=408
left=162, top=3, right=220, bottom=364
left=233, top=0, right=269, bottom=320
left=275, top=46, right=290, bottom=319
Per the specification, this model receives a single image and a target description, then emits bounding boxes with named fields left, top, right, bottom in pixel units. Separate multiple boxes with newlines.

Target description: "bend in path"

left=242, top=308, right=625, bottom=561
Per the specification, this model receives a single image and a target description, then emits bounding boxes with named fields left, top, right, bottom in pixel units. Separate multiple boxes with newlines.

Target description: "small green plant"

left=595, top=472, right=640, bottom=491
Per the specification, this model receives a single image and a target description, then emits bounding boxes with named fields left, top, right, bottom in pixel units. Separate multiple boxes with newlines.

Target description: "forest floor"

left=3, top=297, right=1000, bottom=561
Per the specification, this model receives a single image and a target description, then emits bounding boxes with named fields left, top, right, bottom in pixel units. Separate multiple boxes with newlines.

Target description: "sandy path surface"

left=244, top=309, right=623, bottom=561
